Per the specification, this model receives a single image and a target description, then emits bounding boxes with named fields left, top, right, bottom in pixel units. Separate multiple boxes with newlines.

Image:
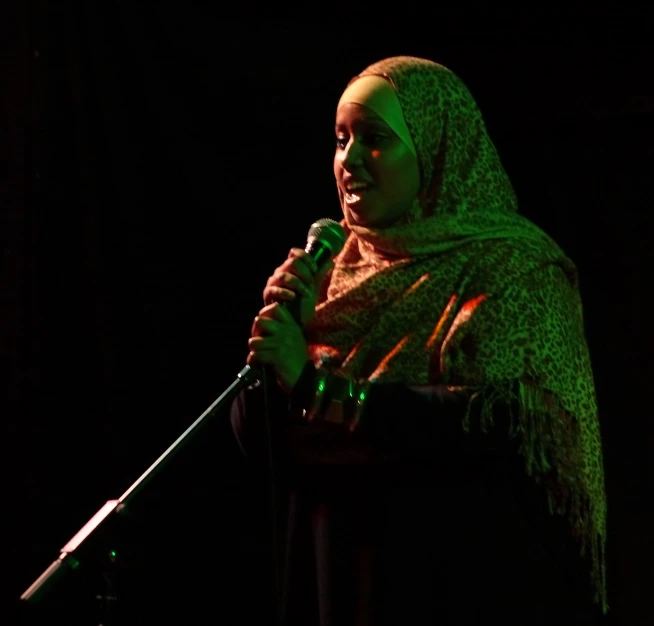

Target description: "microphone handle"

left=282, top=238, right=333, bottom=327
left=241, top=232, right=339, bottom=388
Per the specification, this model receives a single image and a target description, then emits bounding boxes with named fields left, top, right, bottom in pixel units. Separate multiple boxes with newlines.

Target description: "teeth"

left=346, top=182, right=369, bottom=191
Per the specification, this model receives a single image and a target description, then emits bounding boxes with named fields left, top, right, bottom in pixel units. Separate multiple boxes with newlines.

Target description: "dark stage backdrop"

left=2, top=5, right=652, bottom=625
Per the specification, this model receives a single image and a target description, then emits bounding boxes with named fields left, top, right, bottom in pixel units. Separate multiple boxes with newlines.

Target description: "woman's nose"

left=342, top=139, right=364, bottom=169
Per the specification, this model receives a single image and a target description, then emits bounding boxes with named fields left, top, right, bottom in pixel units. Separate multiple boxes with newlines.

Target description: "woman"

left=232, top=56, right=607, bottom=625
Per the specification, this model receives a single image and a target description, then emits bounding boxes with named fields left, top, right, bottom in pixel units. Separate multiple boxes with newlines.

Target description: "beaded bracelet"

left=303, top=366, right=330, bottom=423
left=302, top=366, right=371, bottom=431
left=322, top=371, right=354, bottom=425
left=347, top=378, right=372, bottom=433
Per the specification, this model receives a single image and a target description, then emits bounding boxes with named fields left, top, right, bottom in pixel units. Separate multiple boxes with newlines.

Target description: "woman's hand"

left=246, top=302, right=309, bottom=393
left=262, top=247, right=333, bottom=327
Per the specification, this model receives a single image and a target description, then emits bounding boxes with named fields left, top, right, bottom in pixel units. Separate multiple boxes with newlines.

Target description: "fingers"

left=258, top=301, right=292, bottom=321
left=250, top=314, right=276, bottom=337
left=247, top=335, right=280, bottom=366
left=247, top=295, right=310, bottom=390
left=289, top=248, right=335, bottom=287
left=264, top=271, right=311, bottom=305
left=250, top=302, right=293, bottom=336
left=273, top=249, right=317, bottom=286
left=246, top=346, right=271, bottom=366
left=287, top=247, right=318, bottom=273
left=247, top=336, right=269, bottom=354
left=246, top=345, right=286, bottom=366
left=263, top=285, right=295, bottom=304
left=246, top=330, right=287, bottom=363
left=262, top=247, right=330, bottom=306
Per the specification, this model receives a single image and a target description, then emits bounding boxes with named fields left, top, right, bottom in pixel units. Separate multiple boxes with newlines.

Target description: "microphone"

left=239, top=218, right=346, bottom=389
left=284, top=218, right=346, bottom=325
left=304, top=217, right=347, bottom=269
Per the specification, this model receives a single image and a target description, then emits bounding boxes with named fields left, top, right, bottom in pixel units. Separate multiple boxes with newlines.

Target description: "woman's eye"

left=364, top=132, right=387, bottom=145
left=335, top=132, right=387, bottom=150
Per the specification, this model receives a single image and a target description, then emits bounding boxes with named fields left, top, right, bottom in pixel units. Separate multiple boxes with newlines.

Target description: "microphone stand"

left=21, top=218, right=346, bottom=624
left=20, top=363, right=261, bottom=621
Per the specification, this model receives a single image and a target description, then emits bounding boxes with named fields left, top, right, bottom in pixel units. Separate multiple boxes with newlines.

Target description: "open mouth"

left=344, top=182, right=371, bottom=204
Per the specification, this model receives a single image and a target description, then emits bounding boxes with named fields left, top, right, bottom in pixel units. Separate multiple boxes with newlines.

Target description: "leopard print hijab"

left=306, top=56, right=608, bottom=612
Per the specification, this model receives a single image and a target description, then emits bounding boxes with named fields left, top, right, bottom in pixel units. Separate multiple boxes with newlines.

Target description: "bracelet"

left=347, top=378, right=372, bottom=433
left=304, top=366, right=330, bottom=423
left=322, top=371, right=354, bottom=425
left=301, top=367, right=371, bottom=430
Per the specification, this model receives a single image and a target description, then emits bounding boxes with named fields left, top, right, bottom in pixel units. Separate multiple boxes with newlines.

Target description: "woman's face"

left=334, top=102, right=420, bottom=229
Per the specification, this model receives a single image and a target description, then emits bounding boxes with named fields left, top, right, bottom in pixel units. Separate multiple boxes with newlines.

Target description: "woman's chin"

left=344, top=209, right=371, bottom=227
left=345, top=208, right=402, bottom=230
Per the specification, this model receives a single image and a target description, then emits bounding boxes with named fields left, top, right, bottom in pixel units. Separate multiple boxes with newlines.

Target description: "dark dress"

left=230, top=367, right=602, bottom=625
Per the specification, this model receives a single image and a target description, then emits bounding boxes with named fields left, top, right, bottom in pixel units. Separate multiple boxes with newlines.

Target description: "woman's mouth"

left=344, top=181, right=372, bottom=205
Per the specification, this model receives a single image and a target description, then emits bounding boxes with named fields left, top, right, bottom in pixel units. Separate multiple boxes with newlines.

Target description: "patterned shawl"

left=305, top=56, right=607, bottom=612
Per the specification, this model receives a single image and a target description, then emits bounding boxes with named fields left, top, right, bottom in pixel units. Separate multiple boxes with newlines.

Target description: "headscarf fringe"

left=463, top=380, right=608, bottom=614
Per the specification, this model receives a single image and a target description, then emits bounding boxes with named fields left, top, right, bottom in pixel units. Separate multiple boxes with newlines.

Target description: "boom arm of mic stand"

left=20, top=363, right=261, bottom=605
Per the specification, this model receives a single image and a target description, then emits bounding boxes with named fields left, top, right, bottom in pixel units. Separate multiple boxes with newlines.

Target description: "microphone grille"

left=307, top=218, right=347, bottom=257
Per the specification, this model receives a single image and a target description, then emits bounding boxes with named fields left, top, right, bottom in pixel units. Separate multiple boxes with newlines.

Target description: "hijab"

left=306, top=56, right=608, bottom=612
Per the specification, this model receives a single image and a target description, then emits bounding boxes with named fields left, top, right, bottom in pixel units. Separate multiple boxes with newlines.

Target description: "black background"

left=2, top=4, right=653, bottom=625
